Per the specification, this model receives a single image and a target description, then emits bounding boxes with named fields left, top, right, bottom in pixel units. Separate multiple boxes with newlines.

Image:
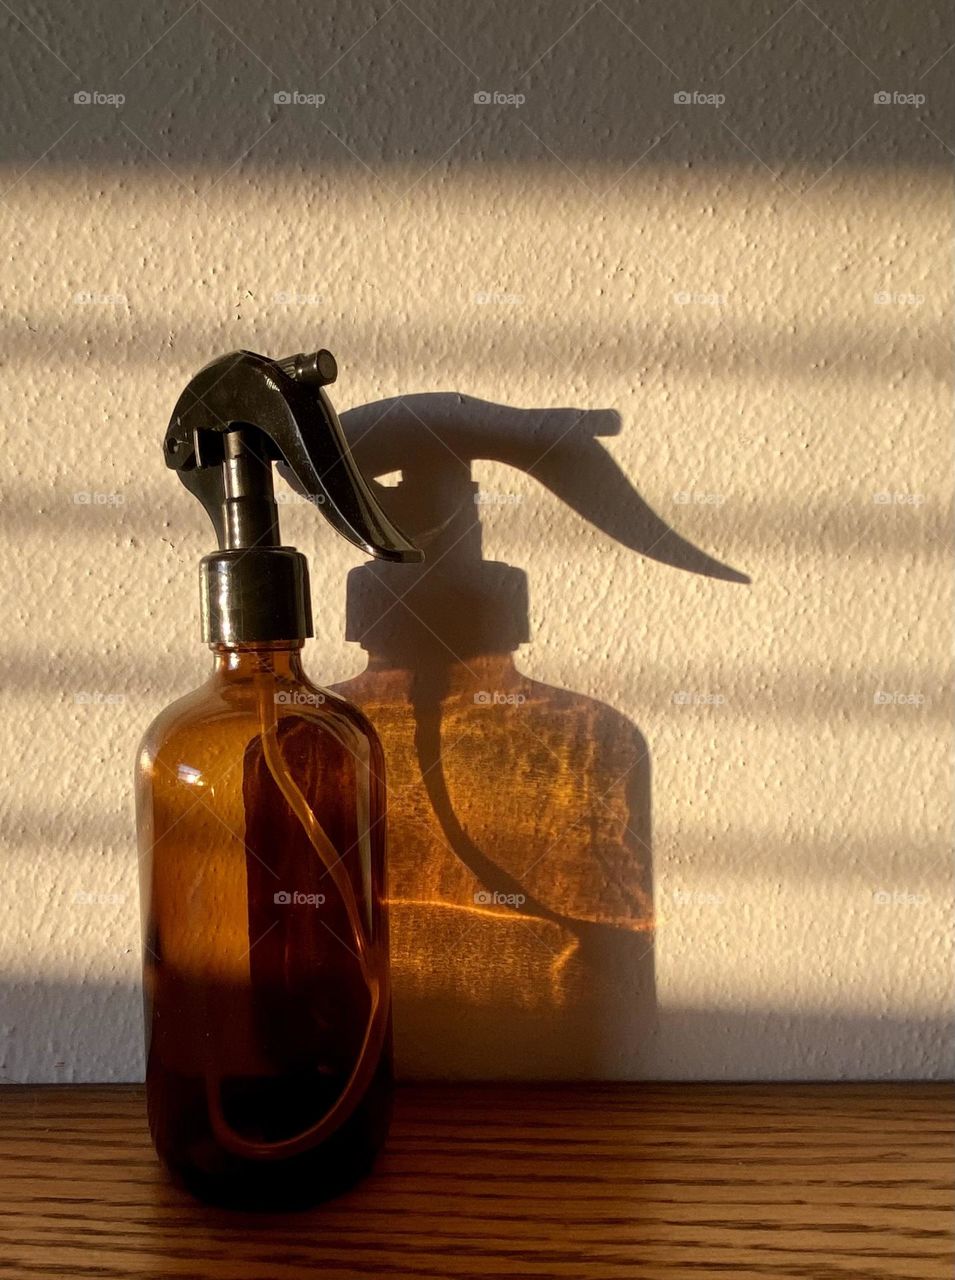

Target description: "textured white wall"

left=0, top=1, right=951, bottom=1081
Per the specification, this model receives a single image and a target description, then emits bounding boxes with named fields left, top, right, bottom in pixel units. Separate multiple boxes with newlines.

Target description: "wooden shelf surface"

left=1, top=1082, right=952, bottom=1279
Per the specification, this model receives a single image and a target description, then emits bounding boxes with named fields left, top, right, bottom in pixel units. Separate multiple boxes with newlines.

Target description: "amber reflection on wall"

left=336, top=614, right=654, bottom=1076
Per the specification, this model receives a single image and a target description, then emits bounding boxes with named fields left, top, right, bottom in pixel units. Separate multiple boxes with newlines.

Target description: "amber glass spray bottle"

left=135, top=349, right=422, bottom=1207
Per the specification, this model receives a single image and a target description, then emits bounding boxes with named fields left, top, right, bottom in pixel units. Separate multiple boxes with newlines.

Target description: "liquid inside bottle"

left=136, top=642, right=391, bottom=1207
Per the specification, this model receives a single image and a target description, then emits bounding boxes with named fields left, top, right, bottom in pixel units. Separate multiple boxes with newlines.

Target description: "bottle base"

left=161, top=1145, right=381, bottom=1210
left=146, top=1058, right=392, bottom=1209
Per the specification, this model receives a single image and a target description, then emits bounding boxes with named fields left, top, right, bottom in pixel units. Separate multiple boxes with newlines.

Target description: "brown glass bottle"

left=136, top=641, right=391, bottom=1208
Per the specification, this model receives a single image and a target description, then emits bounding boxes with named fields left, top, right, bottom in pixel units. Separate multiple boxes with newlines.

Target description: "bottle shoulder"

left=137, top=673, right=382, bottom=769
left=137, top=683, right=214, bottom=759
left=308, top=682, right=382, bottom=750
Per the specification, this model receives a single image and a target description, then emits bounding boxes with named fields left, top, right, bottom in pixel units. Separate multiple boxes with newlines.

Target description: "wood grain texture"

left=0, top=1083, right=951, bottom=1279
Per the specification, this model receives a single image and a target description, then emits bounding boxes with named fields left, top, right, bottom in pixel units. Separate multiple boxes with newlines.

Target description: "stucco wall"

left=0, top=0, right=951, bottom=1081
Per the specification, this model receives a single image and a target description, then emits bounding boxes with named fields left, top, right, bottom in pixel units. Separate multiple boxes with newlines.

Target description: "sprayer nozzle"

left=276, top=350, right=338, bottom=387
left=166, top=349, right=424, bottom=567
